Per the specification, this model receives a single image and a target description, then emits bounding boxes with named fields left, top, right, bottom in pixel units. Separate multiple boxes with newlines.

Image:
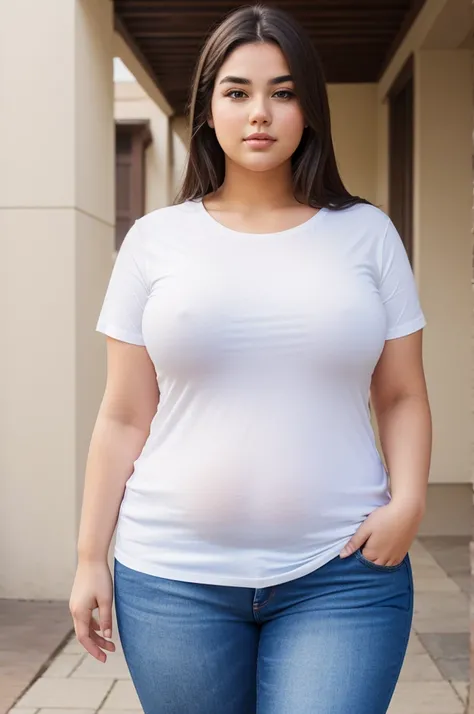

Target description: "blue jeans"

left=114, top=551, right=413, bottom=714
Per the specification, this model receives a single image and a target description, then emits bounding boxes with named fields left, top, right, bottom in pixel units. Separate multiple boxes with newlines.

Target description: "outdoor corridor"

left=2, top=537, right=469, bottom=714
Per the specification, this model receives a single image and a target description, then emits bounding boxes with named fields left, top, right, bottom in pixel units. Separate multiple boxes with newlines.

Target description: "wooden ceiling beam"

left=115, top=0, right=425, bottom=114
left=116, top=0, right=408, bottom=9
left=121, top=9, right=407, bottom=21
left=137, top=33, right=394, bottom=43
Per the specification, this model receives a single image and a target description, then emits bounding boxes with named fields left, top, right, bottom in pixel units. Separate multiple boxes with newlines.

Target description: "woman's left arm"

left=371, top=328, right=432, bottom=512
left=340, top=329, right=432, bottom=565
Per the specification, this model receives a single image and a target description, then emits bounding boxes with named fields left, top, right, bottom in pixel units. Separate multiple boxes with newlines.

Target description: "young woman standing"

left=70, top=5, right=432, bottom=713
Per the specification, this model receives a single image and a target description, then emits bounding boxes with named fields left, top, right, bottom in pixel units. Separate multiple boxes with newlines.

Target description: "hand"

left=69, top=561, right=116, bottom=663
left=340, top=500, right=424, bottom=567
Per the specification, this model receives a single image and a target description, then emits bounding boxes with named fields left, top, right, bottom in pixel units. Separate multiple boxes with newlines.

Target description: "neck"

left=214, top=159, right=298, bottom=209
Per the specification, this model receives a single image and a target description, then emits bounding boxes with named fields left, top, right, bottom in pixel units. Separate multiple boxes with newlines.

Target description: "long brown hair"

left=174, top=3, right=371, bottom=211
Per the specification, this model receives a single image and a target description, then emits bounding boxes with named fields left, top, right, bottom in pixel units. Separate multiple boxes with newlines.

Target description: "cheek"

left=278, top=108, right=305, bottom=148
left=212, top=99, right=242, bottom=133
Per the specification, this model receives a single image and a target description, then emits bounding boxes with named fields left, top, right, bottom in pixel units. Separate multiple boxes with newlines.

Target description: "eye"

left=225, top=90, right=247, bottom=99
left=273, top=90, right=295, bottom=99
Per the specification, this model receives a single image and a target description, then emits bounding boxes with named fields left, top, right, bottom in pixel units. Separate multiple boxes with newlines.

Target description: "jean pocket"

left=354, top=549, right=406, bottom=572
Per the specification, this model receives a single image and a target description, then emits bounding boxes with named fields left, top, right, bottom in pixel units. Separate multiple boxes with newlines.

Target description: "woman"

left=69, top=4, right=432, bottom=713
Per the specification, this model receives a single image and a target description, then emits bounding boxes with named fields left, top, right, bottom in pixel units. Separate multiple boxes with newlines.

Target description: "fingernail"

left=104, top=629, right=111, bottom=639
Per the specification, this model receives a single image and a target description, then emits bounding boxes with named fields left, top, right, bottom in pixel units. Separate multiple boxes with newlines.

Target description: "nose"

left=248, top=97, right=271, bottom=126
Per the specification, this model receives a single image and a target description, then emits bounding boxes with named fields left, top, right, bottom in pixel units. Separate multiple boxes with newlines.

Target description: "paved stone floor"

left=2, top=537, right=470, bottom=714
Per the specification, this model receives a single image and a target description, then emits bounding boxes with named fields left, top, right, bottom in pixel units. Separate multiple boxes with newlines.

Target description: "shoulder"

left=135, top=201, right=199, bottom=236
left=326, top=202, right=390, bottom=232
left=325, top=203, right=395, bottom=261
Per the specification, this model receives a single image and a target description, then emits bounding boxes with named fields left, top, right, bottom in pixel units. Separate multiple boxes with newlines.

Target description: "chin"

left=234, top=154, right=292, bottom=173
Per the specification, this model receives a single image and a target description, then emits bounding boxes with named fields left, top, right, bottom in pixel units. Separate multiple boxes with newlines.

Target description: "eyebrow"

left=218, top=74, right=293, bottom=86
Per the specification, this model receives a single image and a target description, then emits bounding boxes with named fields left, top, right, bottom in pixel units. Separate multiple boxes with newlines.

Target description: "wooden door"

left=388, top=56, right=414, bottom=265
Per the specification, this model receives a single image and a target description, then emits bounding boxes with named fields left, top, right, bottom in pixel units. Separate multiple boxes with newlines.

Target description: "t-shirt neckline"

left=193, top=197, right=327, bottom=238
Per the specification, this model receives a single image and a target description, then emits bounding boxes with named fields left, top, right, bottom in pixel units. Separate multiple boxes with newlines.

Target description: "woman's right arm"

left=69, top=336, right=159, bottom=662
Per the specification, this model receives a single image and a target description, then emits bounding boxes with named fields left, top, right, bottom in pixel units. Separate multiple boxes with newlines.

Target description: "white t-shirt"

left=96, top=198, right=426, bottom=587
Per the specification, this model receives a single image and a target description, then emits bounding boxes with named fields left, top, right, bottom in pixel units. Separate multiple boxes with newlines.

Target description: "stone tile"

left=399, top=653, right=443, bottom=681
left=72, top=651, right=131, bottom=679
left=0, top=599, right=73, bottom=712
left=414, top=616, right=469, bottom=634
left=451, top=574, right=470, bottom=596
left=8, top=710, right=39, bottom=714
left=418, top=633, right=469, bottom=660
left=61, top=637, right=85, bottom=655
left=101, top=681, right=142, bottom=710
left=451, top=681, right=469, bottom=704
left=16, top=677, right=114, bottom=709
left=37, top=710, right=96, bottom=714
left=409, top=548, right=441, bottom=565
left=419, top=536, right=470, bottom=578
left=0, top=676, right=30, bottom=712
left=388, top=682, right=464, bottom=713
left=419, top=535, right=469, bottom=553
left=411, top=562, right=454, bottom=579
left=412, top=576, right=461, bottom=593
left=62, top=635, right=123, bottom=656
left=409, top=539, right=432, bottom=557
left=406, top=631, right=428, bottom=655
left=433, top=657, right=469, bottom=681
left=42, top=653, right=84, bottom=678
left=412, top=593, right=469, bottom=633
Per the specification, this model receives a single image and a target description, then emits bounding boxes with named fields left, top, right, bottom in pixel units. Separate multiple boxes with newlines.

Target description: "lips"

left=245, top=133, right=275, bottom=141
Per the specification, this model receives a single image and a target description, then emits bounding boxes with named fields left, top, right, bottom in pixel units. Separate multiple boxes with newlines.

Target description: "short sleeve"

left=96, top=221, right=148, bottom=346
left=378, top=218, right=427, bottom=340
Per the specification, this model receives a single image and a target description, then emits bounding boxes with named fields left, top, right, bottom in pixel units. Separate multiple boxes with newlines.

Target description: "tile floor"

left=3, top=537, right=470, bottom=714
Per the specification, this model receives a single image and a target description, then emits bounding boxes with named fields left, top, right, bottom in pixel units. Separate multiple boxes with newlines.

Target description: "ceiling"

left=114, top=0, right=427, bottom=116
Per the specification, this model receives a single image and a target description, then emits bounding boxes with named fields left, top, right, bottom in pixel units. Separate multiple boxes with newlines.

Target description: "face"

left=208, top=42, right=306, bottom=173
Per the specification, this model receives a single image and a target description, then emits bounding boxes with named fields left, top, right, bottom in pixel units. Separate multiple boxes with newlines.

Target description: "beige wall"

left=414, top=49, right=472, bottom=485
left=0, top=0, right=115, bottom=599
left=327, top=84, right=378, bottom=205
left=115, top=82, right=172, bottom=212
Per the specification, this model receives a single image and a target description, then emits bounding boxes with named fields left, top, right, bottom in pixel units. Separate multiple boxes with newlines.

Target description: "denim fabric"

left=114, top=550, right=413, bottom=714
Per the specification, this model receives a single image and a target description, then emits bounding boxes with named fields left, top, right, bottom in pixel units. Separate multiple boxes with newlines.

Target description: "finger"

left=90, top=630, right=116, bottom=652
left=74, top=616, right=107, bottom=662
left=91, top=617, right=100, bottom=632
left=98, top=598, right=113, bottom=640
left=362, top=551, right=398, bottom=567
left=340, top=524, right=371, bottom=558
left=386, top=557, right=403, bottom=567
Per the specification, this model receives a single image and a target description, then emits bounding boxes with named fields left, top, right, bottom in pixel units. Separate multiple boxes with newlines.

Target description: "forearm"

left=77, top=413, right=149, bottom=563
left=376, top=394, right=432, bottom=515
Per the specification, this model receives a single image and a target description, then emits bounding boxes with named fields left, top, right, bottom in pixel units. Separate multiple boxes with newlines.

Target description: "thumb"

left=340, top=521, right=372, bottom=558
left=98, top=597, right=113, bottom=639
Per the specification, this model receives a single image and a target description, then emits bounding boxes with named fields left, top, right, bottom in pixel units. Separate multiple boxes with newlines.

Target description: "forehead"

left=216, top=42, right=290, bottom=82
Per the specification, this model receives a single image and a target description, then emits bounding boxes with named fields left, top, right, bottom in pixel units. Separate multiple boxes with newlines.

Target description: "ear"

left=208, top=116, right=214, bottom=129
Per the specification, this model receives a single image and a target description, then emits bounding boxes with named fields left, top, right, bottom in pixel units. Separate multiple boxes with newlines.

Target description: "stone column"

left=0, top=0, right=115, bottom=599
left=414, top=49, right=472, bottom=495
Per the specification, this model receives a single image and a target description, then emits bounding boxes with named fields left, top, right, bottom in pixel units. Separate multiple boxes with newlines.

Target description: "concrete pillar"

left=414, top=49, right=472, bottom=493
left=0, top=0, right=115, bottom=598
